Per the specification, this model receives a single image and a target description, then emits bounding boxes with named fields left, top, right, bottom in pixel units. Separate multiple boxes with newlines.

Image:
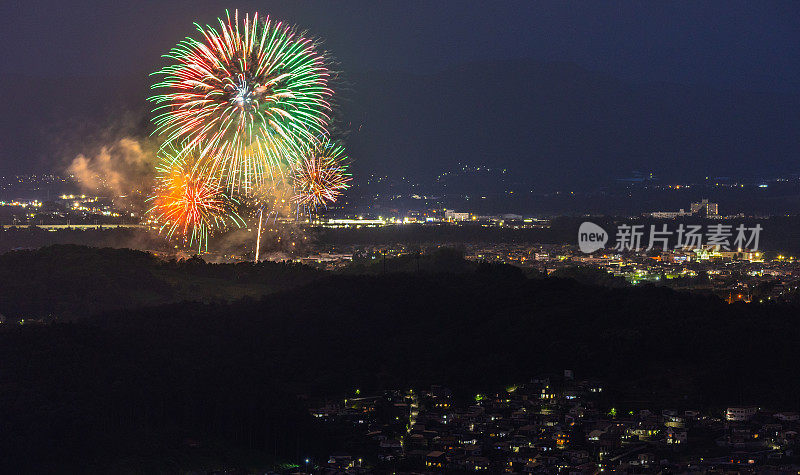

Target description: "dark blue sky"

left=2, top=1, right=798, bottom=91
left=1, top=1, right=798, bottom=180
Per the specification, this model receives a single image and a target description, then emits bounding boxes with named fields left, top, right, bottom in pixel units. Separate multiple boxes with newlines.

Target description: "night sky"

left=1, top=1, right=799, bottom=187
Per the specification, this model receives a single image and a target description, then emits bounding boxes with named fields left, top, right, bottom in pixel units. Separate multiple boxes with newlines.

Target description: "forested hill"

left=0, top=247, right=798, bottom=470
left=0, top=244, right=322, bottom=320
left=99, top=270, right=798, bottom=408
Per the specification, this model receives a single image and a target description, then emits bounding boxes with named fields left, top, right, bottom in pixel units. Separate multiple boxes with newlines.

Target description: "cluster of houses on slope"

left=308, top=372, right=799, bottom=473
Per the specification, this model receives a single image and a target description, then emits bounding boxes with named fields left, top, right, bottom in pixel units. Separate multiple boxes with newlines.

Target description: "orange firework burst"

left=148, top=151, right=243, bottom=251
left=291, top=139, right=351, bottom=213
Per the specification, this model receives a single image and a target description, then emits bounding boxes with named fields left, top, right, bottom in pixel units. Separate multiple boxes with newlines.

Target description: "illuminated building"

left=726, top=406, right=757, bottom=421
left=444, top=209, right=469, bottom=221
left=690, top=198, right=719, bottom=216
left=648, top=208, right=690, bottom=219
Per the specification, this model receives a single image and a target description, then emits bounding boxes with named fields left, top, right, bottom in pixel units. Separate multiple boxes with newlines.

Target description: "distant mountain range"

left=3, top=60, right=799, bottom=191
left=341, top=60, right=800, bottom=191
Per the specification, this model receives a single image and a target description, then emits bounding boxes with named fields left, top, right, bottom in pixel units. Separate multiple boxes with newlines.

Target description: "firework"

left=147, top=150, right=244, bottom=252
left=291, top=139, right=351, bottom=213
left=248, top=168, right=295, bottom=261
left=150, top=9, right=332, bottom=193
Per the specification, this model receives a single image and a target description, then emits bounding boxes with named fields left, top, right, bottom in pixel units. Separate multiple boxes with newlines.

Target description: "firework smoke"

left=67, top=137, right=157, bottom=211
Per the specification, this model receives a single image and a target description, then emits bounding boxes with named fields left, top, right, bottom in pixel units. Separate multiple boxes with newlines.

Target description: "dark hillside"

left=0, top=262, right=797, bottom=470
